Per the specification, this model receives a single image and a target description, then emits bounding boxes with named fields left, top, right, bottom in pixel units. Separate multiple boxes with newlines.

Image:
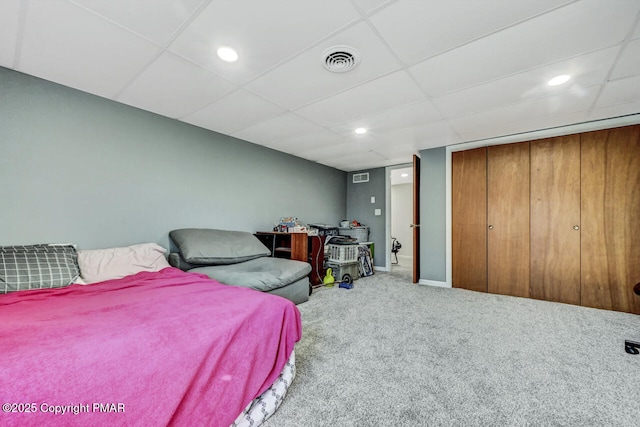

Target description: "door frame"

left=412, top=154, right=421, bottom=283
left=384, top=162, right=413, bottom=273
left=445, top=115, right=640, bottom=288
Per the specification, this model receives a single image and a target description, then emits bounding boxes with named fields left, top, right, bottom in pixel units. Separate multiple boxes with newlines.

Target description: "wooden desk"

left=255, top=232, right=325, bottom=286
left=255, top=231, right=307, bottom=261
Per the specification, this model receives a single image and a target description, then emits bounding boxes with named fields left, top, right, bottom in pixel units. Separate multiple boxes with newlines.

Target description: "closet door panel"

left=581, top=125, right=640, bottom=314
left=452, top=148, right=487, bottom=292
left=530, top=135, right=581, bottom=305
left=487, top=142, right=530, bottom=298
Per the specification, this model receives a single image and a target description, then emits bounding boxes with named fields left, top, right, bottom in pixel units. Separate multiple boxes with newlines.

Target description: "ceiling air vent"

left=352, top=172, right=369, bottom=183
left=322, top=46, right=360, bottom=73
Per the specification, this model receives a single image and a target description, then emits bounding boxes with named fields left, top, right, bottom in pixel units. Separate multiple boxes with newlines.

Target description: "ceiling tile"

left=331, top=100, right=443, bottom=135
left=310, top=140, right=373, bottom=160
left=318, top=149, right=387, bottom=171
left=292, top=135, right=380, bottom=162
left=118, top=51, right=238, bottom=118
left=352, top=0, right=396, bottom=14
left=70, top=0, right=205, bottom=45
left=246, top=22, right=403, bottom=110
left=181, top=88, right=286, bottom=135
left=589, top=99, right=640, bottom=122
left=263, top=133, right=343, bottom=155
left=370, top=0, right=572, bottom=65
left=295, top=70, right=424, bottom=127
left=434, top=47, right=618, bottom=118
left=0, top=0, right=21, bottom=68
left=457, top=110, right=591, bottom=142
left=410, top=0, right=640, bottom=97
left=361, top=120, right=460, bottom=155
left=450, top=88, right=599, bottom=136
left=169, top=0, right=361, bottom=85
left=278, top=131, right=347, bottom=156
left=596, top=75, right=640, bottom=109
left=358, top=139, right=415, bottom=159
left=232, top=113, right=325, bottom=146
left=382, top=156, right=415, bottom=168
left=18, top=0, right=160, bottom=99
left=610, top=39, right=640, bottom=81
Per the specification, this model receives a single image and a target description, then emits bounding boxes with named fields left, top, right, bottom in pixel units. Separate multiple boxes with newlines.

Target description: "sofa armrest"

left=168, top=252, right=198, bottom=271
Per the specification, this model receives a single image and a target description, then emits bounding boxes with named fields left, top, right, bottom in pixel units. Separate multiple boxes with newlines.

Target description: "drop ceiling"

left=2, top=0, right=640, bottom=172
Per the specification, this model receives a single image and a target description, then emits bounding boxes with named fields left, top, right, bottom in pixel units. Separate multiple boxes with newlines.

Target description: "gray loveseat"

left=168, top=228, right=311, bottom=304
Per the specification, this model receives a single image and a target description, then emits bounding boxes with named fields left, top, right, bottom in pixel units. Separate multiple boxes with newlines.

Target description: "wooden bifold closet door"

left=530, top=135, right=581, bottom=305
left=580, top=126, right=640, bottom=314
left=452, top=142, right=530, bottom=297
left=452, top=147, right=487, bottom=292
left=487, top=142, right=530, bottom=298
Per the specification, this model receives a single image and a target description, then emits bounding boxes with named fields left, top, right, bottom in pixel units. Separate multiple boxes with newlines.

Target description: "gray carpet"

left=264, top=268, right=640, bottom=426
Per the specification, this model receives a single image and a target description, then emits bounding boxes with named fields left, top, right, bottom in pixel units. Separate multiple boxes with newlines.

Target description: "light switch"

left=371, top=196, right=376, bottom=203
left=374, top=209, right=381, bottom=216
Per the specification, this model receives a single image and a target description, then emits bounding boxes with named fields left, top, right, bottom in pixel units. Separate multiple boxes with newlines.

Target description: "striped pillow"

left=0, top=244, right=80, bottom=293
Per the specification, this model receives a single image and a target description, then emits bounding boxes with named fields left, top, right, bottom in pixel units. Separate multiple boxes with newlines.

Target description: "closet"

left=452, top=125, right=640, bottom=314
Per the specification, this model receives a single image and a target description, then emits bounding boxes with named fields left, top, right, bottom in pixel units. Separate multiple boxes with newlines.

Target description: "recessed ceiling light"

left=401, top=173, right=409, bottom=178
left=548, top=74, right=571, bottom=86
left=217, top=46, right=238, bottom=62
left=354, top=127, right=367, bottom=134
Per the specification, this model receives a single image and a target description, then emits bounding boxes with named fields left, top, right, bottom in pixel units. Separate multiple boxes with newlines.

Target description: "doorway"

left=388, top=165, right=413, bottom=280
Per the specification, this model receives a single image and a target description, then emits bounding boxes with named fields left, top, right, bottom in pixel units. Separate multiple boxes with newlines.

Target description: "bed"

left=0, top=243, right=301, bottom=426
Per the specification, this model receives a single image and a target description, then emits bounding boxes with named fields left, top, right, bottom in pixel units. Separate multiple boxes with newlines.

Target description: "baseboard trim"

left=418, top=279, right=450, bottom=288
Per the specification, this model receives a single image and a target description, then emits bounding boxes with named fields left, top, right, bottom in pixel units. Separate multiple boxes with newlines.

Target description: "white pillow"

left=78, top=243, right=171, bottom=284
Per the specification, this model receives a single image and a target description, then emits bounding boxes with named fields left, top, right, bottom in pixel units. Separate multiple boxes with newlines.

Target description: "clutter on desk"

left=274, top=217, right=307, bottom=233
left=305, top=220, right=369, bottom=241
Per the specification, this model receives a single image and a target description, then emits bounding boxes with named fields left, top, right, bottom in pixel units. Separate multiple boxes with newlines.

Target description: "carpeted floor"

left=263, top=269, right=640, bottom=426
left=390, top=258, right=413, bottom=281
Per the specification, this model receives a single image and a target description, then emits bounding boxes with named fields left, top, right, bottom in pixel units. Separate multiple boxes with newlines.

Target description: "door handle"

left=410, top=224, right=420, bottom=228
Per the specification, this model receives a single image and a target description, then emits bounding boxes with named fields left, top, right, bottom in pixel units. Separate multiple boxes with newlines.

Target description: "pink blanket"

left=0, top=267, right=301, bottom=426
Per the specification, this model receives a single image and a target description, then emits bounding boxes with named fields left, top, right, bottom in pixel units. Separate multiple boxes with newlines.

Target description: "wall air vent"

left=352, top=172, right=369, bottom=183
left=322, top=46, right=360, bottom=73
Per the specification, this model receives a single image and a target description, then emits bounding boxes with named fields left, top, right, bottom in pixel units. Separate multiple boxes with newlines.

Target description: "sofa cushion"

left=169, top=228, right=271, bottom=265
left=190, top=257, right=311, bottom=292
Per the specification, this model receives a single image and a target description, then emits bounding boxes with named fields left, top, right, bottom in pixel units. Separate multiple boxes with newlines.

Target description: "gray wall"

left=419, top=147, right=446, bottom=282
left=346, top=168, right=386, bottom=267
left=0, top=67, right=347, bottom=250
